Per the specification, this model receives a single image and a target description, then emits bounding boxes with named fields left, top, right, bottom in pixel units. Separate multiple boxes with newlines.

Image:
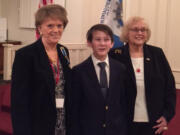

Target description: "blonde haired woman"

left=109, top=16, right=176, bottom=135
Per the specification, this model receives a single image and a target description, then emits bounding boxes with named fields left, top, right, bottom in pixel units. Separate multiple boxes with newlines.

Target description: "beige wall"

left=0, top=0, right=105, bottom=45
left=60, top=0, right=105, bottom=44
left=0, top=0, right=2, bottom=16
left=166, top=1, right=180, bottom=89
left=1, top=0, right=180, bottom=88
left=1, top=0, right=35, bottom=44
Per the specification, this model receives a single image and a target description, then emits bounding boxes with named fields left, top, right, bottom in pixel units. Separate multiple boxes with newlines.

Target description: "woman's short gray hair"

left=35, top=4, right=68, bottom=29
left=120, top=16, right=151, bottom=43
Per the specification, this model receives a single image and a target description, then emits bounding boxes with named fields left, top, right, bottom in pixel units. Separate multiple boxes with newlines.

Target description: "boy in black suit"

left=71, top=24, right=128, bottom=135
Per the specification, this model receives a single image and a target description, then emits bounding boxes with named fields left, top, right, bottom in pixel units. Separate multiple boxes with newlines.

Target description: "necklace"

left=131, top=57, right=143, bottom=74
left=49, top=57, right=57, bottom=64
left=48, top=53, right=58, bottom=65
left=136, top=68, right=141, bottom=73
left=50, top=59, right=60, bottom=85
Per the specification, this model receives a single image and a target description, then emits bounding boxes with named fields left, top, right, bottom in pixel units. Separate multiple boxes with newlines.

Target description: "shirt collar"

left=91, top=54, right=109, bottom=67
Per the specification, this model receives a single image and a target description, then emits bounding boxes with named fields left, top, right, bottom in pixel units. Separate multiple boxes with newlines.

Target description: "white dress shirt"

left=131, top=57, right=149, bottom=122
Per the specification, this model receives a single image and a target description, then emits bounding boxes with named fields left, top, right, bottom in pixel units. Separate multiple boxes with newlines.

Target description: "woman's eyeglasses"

left=129, top=28, right=147, bottom=33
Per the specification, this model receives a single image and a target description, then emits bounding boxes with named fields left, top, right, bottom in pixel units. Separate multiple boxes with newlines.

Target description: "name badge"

left=56, top=98, right=64, bottom=108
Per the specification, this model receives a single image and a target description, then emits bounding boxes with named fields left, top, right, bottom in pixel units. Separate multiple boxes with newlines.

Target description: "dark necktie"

left=98, top=62, right=108, bottom=98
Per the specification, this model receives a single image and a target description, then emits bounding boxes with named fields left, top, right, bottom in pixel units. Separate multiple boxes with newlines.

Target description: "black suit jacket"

left=109, top=44, right=176, bottom=124
left=71, top=56, right=128, bottom=135
left=11, top=39, right=71, bottom=135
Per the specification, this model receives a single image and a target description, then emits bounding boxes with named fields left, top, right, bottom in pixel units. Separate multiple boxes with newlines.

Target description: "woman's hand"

left=153, top=116, right=168, bottom=134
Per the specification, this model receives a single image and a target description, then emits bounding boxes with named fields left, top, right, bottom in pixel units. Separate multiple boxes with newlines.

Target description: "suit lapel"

left=123, top=45, right=137, bottom=88
left=36, top=39, right=56, bottom=106
left=57, top=45, right=70, bottom=82
left=107, top=58, right=116, bottom=102
left=143, top=45, right=152, bottom=94
left=85, top=57, right=105, bottom=101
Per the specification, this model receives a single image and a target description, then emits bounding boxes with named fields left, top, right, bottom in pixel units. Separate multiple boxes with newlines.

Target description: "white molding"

left=176, top=84, right=180, bottom=89
left=19, top=0, right=38, bottom=28
left=172, top=70, right=180, bottom=89
left=172, top=69, right=180, bottom=73
left=2, top=43, right=91, bottom=80
left=2, top=43, right=180, bottom=89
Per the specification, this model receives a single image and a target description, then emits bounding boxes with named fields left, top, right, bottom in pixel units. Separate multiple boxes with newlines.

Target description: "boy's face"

left=88, top=31, right=113, bottom=61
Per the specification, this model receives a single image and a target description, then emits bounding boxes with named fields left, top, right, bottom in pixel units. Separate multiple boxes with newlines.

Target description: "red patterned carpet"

left=0, top=84, right=180, bottom=135
left=0, top=83, right=12, bottom=135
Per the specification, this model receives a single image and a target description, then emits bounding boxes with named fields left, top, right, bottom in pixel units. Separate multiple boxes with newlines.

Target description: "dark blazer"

left=109, top=44, right=176, bottom=124
left=11, top=38, right=71, bottom=135
left=71, top=56, right=128, bottom=135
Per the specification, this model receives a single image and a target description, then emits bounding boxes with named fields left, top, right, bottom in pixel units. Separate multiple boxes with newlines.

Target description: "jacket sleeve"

left=69, top=66, right=82, bottom=135
left=11, top=51, right=32, bottom=135
left=159, top=49, right=176, bottom=122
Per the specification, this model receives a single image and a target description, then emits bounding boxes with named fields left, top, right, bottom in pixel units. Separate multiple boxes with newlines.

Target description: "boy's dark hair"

left=86, top=24, right=114, bottom=42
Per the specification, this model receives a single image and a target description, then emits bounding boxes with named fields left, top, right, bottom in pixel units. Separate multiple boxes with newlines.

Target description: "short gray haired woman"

left=109, top=16, right=176, bottom=135
left=11, top=4, right=71, bottom=135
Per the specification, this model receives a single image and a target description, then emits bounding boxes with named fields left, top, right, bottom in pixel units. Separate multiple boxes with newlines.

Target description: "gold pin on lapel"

left=115, top=49, right=122, bottom=54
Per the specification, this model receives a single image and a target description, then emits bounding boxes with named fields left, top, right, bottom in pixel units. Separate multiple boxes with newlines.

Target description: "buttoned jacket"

left=71, top=56, right=128, bottom=135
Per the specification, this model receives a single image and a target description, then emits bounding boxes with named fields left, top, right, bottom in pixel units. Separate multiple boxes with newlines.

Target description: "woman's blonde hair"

left=120, top=16, right=151, bottom=42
